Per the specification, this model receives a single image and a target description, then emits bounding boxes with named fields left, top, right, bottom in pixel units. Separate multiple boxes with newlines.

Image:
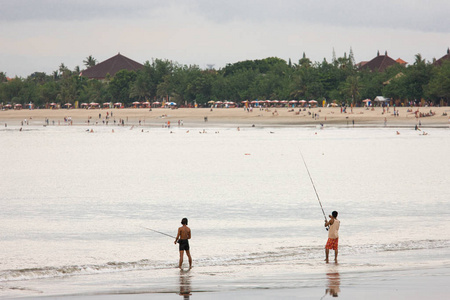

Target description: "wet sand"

left=33, top=266, right=448, bottom=300
left=1, top=106, right=449, bottom=128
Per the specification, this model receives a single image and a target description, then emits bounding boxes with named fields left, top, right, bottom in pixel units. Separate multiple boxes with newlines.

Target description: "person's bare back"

left=174, top=218, right=192, bottom=269
left=177, top=225, right=191, bottom=240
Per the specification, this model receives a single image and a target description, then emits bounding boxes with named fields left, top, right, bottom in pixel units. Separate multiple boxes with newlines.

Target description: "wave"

left=1, top=239, right=448, bottom=282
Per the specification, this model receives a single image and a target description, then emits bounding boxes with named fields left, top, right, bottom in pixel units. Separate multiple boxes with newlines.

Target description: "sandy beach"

left=1, top=106, right=449, bottom=128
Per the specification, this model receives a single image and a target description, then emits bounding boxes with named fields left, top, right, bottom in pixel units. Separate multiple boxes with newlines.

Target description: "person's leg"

left=325, top=248, right=329, bottom=263
left=186, top=250, right=192, bottom=268
left=179, top=250, right=184, bottom=268
left=334, top=249, right=338, bottom=262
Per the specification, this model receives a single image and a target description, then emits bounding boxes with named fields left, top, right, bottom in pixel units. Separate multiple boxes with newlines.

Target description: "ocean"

left=1, top=124, right=449, bottom=298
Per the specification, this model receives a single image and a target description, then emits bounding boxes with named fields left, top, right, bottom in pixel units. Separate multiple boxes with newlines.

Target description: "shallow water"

left=1, top=124, right=449, bottom=298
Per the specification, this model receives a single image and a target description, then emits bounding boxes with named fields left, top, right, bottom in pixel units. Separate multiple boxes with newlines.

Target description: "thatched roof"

left=80, top=53, right=144, bottom=79
left=359, top=51, right=398, bottom=72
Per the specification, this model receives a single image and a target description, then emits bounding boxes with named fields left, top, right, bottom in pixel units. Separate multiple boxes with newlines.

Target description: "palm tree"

left=83, top=55, right=97, bottom=68
left=343, top=75, right=361, bottom=104
left=59, top=63, right=72, bottom=77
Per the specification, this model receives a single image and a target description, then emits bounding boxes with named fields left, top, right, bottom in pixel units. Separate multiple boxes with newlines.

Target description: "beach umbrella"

left=132, top=101, right=141, bottom=105
left=4, top=104, right=12, bottom=108
left=280, top=100, right=288, bottom=104
left=289, top=100, right=298, bottom=103
left=362, top=99, right=371, bottom=103
left=215, top=101, right=223, bottom=104
left=309, top=100, right=318, bottom=104
left=14, top=104, right=22, bottom=108
left=64, top=103, right=72, bottom=107
left=241, top=100, right=249, bottom=103
left=167, top=102, right=177, bottom=106
left=153, top=101, right=161, bottom=104
left=50, top=102, right=57, bottom=106
left=81, top=103, right=88, bottom=107
left=208, top=100, right=215, bottom=104
left=299, top=100, right=307, bottom=103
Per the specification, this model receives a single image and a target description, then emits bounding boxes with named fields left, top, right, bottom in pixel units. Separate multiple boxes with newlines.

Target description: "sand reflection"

left=179, top=269, right=192, bottom=299
left=325, top=271, right=340, bottom=298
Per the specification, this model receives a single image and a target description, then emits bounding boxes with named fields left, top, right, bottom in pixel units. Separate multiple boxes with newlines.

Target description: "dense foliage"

left=1, top=53, right=450, bottom=108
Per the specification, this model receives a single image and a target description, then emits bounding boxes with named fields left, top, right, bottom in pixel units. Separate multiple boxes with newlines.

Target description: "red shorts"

left=325, top=238, right=339, bottom=250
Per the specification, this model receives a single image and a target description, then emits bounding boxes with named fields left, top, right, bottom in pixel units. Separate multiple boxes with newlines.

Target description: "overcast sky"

left=1, top=0, right=450, bottom=77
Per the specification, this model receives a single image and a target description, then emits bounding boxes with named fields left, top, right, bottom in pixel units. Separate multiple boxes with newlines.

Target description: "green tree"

left=108, top=70, right=137, bottom=104
left=425, top=60, right=450, bottom=104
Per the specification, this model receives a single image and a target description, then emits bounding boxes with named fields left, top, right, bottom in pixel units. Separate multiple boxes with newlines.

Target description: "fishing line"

left=300, top=149, right=329, bottom=230
left=141, top=226, right=176, bottom=239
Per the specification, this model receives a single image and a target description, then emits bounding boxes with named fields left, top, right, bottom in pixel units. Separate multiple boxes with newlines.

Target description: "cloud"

left=2, top=0, right=450, bottom=33
left=0, top=0, right=166, bottom=22
left=190, top=0, right=450, bottom=33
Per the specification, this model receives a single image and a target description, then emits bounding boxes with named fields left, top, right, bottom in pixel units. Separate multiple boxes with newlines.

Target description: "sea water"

left=1, top=124, right=449, bottom=298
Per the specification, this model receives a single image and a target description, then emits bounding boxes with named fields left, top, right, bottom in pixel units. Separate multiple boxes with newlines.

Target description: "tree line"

left=1, top=52, right=450, bottom=108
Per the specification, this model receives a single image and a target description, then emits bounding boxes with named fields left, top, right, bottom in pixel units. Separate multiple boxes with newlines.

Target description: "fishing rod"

left=141, top=226, right=176, bottom=239
left=300, top=150, right=329, bottom=230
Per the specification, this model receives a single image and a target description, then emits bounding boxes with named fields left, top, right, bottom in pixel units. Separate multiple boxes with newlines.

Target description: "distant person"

left=325, top=211, right=340, bottom=263
left=174, top=218, right=192, bottom=269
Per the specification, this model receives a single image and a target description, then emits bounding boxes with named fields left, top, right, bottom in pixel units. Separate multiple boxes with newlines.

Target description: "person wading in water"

left=325, top=211, right=340, bottom=263
left=174, top=218, right=192, bottom=269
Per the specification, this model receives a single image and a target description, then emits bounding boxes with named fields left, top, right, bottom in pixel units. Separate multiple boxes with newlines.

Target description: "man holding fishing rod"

left=325, top=211, right=340, bottom=263
left=174, top=218, right=192, bottom=269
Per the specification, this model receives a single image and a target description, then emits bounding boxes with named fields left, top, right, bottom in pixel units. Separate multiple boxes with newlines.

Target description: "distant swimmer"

left=325, top=211, right=340, bottom=263
left=174, top=218, right=192, bottom=269
left=396, top=131, right=400, bottom=135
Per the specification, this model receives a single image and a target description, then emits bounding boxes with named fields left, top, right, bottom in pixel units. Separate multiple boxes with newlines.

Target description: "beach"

left=1, top=106, right=449, bottom=128
left=1, top=111, right=449, bottom=299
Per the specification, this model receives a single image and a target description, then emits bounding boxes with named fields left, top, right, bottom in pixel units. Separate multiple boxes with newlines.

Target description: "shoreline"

left=1, top=107, right=449, bottom=128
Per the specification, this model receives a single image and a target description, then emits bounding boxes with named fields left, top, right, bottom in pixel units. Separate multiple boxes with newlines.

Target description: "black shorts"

left=178, top=239, right=190, bottom=251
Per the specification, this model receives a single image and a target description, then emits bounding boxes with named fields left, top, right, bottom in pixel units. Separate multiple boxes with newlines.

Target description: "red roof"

left=80, top=53, right=144, bottom=79
left=396, top=58, right=407, bottom=65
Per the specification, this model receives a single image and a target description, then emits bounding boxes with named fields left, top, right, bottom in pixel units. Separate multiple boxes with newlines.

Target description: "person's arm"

left=187, top=228, right=191, bottom=240
left=325, top=217, right=334, bottom=227
left=174, top=228, right=181, bottom=244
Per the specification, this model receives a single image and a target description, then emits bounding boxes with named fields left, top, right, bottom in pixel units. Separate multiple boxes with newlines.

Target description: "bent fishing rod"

left=300, top=150, right=329, bottom=230
left=141, top=226, right=176, bottom=239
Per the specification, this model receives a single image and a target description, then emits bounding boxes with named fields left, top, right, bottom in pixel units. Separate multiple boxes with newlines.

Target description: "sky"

left=1, top=0, right=450, bottom=77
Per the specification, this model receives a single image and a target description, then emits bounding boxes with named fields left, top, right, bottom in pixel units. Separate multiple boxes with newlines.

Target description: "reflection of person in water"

left=325, top=272, right=340, bottom=297
left=179, top=269, right=192, bottom=299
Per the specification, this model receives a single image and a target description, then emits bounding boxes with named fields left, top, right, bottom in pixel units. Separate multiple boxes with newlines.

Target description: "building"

left=358, top=51, right=400, bottom=72
left=80, top=53, right=144, bottom=80
left=433, top=48, right=450, bottom=66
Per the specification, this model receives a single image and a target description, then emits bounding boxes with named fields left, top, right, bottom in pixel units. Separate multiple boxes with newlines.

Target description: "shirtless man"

left=174, top=218, right=192, bottom=269
left=325, top=211, right=340, bottom=263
